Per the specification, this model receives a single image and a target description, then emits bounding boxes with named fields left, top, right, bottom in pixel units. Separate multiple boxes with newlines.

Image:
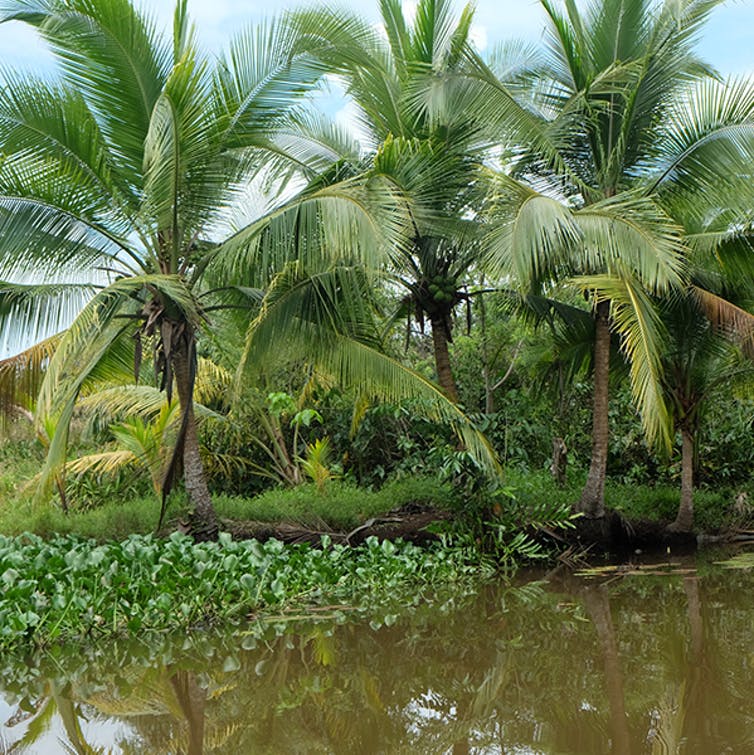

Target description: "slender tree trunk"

left=173, top=335, right=218, bottom=542
left=670, top=427, right=695, bottom=532
left=430, top=313, right=459, bottom=403
left=479, top=287, right=495, bottom=414
left=578, top=300, right=611, bottom=517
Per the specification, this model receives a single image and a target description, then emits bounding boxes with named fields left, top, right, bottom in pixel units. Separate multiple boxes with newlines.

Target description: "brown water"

left=2, top=553, right=754, bottom=754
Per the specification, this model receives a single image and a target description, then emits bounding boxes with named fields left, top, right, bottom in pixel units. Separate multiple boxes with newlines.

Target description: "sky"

left=0, top=0, right=751, bottom=357
left=0, top=0, right=752, bottom=78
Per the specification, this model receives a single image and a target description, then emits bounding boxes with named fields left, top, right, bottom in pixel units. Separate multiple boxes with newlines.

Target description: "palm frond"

left=0, top=335, right=59, bottom=427
left=692, top=286, right=754, bottom=357
left=240, top=263, right=500, bottom=475
left=1, top=0, right=172, bottom=182
left=578, top=273, right=672, bottom=451
left=574, top=191, right=687, bottom=291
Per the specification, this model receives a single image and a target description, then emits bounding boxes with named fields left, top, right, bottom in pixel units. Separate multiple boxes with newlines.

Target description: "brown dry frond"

left=692, top=286, right=754, bottom=357
left=0, top=335, right=60, bottom=430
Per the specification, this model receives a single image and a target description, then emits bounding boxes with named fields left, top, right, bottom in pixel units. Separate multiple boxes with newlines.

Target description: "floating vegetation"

left=0, top=532, right=487, bottom=652
left=715, top=551, right=754, bottom=570
left=575, top=562, right=697, bottom=579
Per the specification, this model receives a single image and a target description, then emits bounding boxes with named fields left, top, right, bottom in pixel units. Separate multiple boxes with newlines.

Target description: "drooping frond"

left=202, top=172, right=409, bottom=288
left=66, top=449, right=137, bottom=477
left=692, top=286, right=754, bottom=357
left=649, top=77, right=754, bottom=213
left=0, top=73, right=133, bottom=218
left=0, top=0, right=172, bottom=183
left=240, top=262, right=500, bottom=475
left=0, top=195, right=136, bottom=278
left=483, top=173, right=582, bottom=284
left=578, top=273, right=672, bottom=451
left=574, top=191, right=687, bottom=291
left=0, top=335, right=59, bottom=428
left=0, top=280, right=97, bottom=358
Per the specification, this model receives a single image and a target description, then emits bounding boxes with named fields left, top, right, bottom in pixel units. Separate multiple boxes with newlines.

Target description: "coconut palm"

left=0, top=0, right=421, bottom=539
left=470, top=0, right=754, bottom=516
left=285, top=0, right=510, bottom=403
left=659, top=214, right=754, bottom=532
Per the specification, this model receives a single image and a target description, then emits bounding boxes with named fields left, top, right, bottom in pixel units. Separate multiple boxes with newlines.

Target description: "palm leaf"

left=1, top=0, right=172, bottom=183
left=692, top=286, right=754, bottom=357
left=578, top=273, right=672, bottom=451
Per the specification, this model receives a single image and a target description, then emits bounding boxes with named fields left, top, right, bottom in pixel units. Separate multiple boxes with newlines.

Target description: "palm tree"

left=0, top=0, right=413, bottom=538
left=469, top=0, right=754, bottom=516
left=659, top=209, right=754, bottom=532
left=658, top=294, right=742, bottom=532
left=287, top=0, right=501, bottom=403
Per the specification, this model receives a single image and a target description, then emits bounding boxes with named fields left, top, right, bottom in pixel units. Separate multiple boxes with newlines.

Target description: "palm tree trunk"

left=173, top=334, right=218, bottom=541
left=578, top=300, right=611, bottom=517
left=582, top=585, right=632, bottom=755
left=670, top=427, right=695, bottom=532
left=171, top=671, right=206, bottom=755
left=430, top=313, right=459, bottom=403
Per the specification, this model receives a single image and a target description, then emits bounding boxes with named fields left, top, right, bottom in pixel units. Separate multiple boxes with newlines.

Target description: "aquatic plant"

left=0, top=532, right=485, bottom=652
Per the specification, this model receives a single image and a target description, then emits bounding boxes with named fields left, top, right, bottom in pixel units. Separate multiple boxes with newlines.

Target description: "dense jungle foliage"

left=0, top=0, right=753, bottom=548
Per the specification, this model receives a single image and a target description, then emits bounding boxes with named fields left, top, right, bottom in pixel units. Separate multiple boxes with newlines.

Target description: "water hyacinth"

left=0, top=532, right=484, bottom=651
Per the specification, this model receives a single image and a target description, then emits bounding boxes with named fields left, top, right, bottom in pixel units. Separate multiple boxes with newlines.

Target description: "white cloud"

left=469, top=24, right=488, bottom=52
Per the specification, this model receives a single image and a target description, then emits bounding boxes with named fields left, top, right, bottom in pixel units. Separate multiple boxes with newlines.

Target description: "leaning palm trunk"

left=172, top=331, right=218, bottom=541
left=670, top=427, right=695, bottom=532
left=578, top=300, right=610, bottom=517
left=430, top=313, right=460, bottom=403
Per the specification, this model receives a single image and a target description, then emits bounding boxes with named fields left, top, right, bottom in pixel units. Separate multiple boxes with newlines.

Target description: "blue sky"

left=1, top=0, right=752, bottom=78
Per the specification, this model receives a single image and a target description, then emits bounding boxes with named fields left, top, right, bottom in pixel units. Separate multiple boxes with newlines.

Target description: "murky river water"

left=2, top=550, right=754, bottom=753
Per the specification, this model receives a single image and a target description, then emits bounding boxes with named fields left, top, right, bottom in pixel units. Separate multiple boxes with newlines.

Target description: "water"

left=2, top=552, right=754, bottom=754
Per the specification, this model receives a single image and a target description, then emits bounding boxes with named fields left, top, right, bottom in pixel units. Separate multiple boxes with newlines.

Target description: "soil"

left=218, top=504, right=703, bottom=557
left=222, top=502, right=450, bottom=546
left=536, top=509, right=698, bottom=556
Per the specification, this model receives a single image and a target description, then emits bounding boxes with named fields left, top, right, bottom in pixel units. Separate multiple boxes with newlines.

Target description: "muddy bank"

left=222, top=502, right=449, bottom=546
left=216, top=503, right=721, bottom=556
left=551, top=511, right=699, bottom=555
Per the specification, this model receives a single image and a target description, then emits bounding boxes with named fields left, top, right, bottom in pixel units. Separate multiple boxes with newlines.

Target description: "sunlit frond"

left=577, top=274, right=672, bottom=451
left=0, top=335, right=59, bottom=428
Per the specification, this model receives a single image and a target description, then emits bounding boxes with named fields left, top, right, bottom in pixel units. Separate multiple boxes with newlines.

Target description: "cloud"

left=469, top=24, right=488, bottom=52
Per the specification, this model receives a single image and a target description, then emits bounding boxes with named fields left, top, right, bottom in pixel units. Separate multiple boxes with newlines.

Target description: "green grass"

left=0, top=495, right=189, bottom=541
left=213, top=476, right=455, bottom=529
left=0, top=440, right=43, bottom=502
left=0, top=476, right=453, bottom=540
left=503, top=467, right=741, bottom=532
left=0, top=430, right=742, bottom=541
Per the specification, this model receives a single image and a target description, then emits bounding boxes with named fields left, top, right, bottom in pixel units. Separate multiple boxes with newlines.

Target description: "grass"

left=0, top=495, right=182, bottom=540
left=0, top=474, right=454, bottom=541
left=504, top=467, right=743, bottom=532
left=0, top=436, right=745, bottom=540
left=213, top=477, right=455, bottom=529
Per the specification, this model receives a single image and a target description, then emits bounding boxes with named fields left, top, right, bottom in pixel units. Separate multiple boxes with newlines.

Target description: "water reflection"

left=3, top=556, right=754, bottom=753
